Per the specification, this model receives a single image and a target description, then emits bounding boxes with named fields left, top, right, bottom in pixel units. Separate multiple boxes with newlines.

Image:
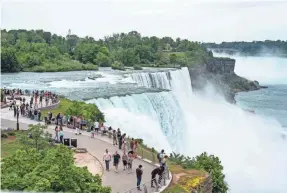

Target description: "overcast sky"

left=2, top=0, right=287, bottom=43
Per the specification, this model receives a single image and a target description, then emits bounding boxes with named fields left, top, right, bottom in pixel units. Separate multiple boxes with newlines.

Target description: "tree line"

left=203, top=40, right=287, bottom=57
left=1, top=29, right=213, bottom=72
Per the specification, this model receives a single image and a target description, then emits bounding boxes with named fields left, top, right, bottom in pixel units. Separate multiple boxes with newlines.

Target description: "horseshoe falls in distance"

left=87, top=67, right=287, bottom=193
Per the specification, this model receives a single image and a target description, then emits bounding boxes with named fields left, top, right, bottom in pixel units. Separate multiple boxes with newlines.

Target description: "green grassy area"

left=1, top=131, right=26, bottom=158
left=41, top=98, right=73, bottom=118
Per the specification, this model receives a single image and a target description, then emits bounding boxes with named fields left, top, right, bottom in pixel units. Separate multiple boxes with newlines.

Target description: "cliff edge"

left=188, top=57, right=261, bottom=103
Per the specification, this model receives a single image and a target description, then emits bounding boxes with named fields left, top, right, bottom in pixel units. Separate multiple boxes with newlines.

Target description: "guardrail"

left=123, top=168, right=170, bottom=193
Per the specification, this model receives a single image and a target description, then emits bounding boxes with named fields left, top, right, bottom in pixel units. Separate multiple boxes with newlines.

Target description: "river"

left=1, top=56, right=287, bottom=193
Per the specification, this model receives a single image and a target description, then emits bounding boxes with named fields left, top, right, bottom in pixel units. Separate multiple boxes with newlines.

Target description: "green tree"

left=19, top=124, right=51, bottom=151
left=1, top=145, right=111, bottom=193
left=169, top=152, right=228, bottom=193
left=169, top=53, right=177, bottom=64
left=95, top=52, right=111, bottom=67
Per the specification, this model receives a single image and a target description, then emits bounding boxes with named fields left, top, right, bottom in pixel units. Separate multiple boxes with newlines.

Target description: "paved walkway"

left=1, top=98, right=164, bottom=193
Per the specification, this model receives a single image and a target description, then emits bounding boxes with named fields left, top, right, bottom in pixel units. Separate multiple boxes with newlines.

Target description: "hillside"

left=203, top=41, right=287, bottom=57
left=1, top=29, right=212, bottom=72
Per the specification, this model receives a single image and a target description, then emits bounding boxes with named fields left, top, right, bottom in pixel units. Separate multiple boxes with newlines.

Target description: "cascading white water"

left=88, top=67, right=287, bottom=193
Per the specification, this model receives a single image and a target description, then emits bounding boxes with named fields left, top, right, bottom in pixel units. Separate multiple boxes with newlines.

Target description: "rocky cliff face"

left=188, top=57, right=261, bottom=103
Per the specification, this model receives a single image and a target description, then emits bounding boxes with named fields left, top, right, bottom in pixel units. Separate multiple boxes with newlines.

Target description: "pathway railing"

left=122, top=168, right=170, bottom=193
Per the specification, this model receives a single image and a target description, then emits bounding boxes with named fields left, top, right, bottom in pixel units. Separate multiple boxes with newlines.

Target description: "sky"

left=1, top=0, right=287, bottom=43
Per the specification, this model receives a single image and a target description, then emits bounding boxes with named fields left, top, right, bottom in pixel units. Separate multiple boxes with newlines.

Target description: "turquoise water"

left=214, top=54, right=287, bottom=129
left=236, top=85, right=287, bottom=128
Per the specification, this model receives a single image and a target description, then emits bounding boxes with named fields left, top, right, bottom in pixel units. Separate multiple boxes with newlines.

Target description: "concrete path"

left=1, top=118, right=160, bottom=193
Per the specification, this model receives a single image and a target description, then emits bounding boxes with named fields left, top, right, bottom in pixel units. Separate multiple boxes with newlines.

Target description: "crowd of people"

left=3, top=88, right=58, bottom=121
left=4, top=88, right=169, bottom=191
left=94, top=117, right=168, bottom=190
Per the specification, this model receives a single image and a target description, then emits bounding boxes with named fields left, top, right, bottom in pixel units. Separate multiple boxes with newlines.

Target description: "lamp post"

left=16, top=106, right=19, bottom=130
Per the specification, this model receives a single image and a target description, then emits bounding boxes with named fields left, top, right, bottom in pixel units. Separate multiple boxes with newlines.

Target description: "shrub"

left=111, top=61, right=125, bottom=71
left=169, top=152, right=228, bottom=193
left=133, top=64, right=143, bottom=70
left=7, top=132, right=16, bottom=136
left=1, top=133, right=8, bottom=138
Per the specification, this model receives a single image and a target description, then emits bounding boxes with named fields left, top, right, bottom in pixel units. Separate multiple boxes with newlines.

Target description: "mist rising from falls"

left=88, top=67, right=287, bottom=193
left=214, top=53, right=287, bottom=85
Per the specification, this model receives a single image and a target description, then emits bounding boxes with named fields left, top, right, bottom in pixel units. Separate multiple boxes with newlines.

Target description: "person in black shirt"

left=151, top=165, right=165, bottom=188
left=136, top=165, right=143, bottom=191
left=113, top=151, right=121, bottom=173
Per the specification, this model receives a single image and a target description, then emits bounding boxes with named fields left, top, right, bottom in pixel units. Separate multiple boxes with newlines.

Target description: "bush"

left=1, top=145, right=111, bottom=192
left=65, top=101, right=105, bottom=124
left=1, top=133, right=8, bottom=138
left=133, top=64, right=143, bottom=70
left=7, top=132, right=16, bottom=136
left=83, top=63, right=98, bottom=70
left=111, top=61, right=125, bottom=71
left=169, top=152, right=228, bottom=193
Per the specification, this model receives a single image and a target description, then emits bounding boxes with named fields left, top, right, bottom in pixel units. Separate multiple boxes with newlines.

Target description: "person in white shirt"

left=94, top=120, right=99, bottom=135
left=103, top=149, right=111, bottom=171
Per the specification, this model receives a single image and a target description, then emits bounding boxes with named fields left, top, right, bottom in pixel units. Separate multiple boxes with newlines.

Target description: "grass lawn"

left=41, top=98, right=73, bottom=118
left=1, top=131, right=26, bottom=158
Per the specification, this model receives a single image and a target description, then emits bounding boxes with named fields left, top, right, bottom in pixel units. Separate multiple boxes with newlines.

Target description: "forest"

left=203, top=40, right=287, bottom=57
left=1, top=29, right=213, bottom=72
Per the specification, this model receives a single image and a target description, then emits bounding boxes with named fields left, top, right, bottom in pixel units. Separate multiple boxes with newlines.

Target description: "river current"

left=1, top=56, right=287, bottom=193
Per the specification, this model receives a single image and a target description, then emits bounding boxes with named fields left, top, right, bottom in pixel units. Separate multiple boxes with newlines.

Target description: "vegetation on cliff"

left=167, top=152, right=228, bottom=193
left=203, top=40, right=287, bottom=57
left=1, top=124, right=111, bottom=193
left=1, top=29, right=212, bottom=72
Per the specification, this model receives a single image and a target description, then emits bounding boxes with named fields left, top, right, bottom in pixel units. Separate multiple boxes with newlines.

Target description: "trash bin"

left=64, top=138, right=70, bottom=146
left=71, top=138, right=77, bottom=148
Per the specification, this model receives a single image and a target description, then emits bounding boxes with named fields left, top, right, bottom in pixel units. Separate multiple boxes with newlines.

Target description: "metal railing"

left=123, top=168, right=170, bottom=193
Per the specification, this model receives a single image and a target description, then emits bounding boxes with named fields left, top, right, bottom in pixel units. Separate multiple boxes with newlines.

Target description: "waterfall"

left=88, top=67, right=287, bottom=193
left=88, top=67, right=193, bottom=153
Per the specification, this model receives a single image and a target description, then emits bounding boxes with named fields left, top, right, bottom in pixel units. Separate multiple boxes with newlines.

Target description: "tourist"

left=151, top=165, right=165, bottom=188
left=136, top=165, right=143, bottom=191
left=13, top=105, right=16, bottom=117
left=94, top=120, right=99, bottom=135
left=38, top=110, right=41, bottom=121
left=157, top=149, right=165, bottom=165
left=103, top=149, right=111, bottom=171
left=39, top=94, right=43, bottom=107
left=56, top=113, right=60, bottom=125
left=75, top=125, right=81, bottom=135
left=59, top=129, right=64, bottom=144
left=113, top=151, right=121, bottom=173
left=112, top=130, right=117, bottom=145
left=118, top=129, right=122, bottom=149
left=45, top=96, right=48, bottom=107
left=55, top=126, right=59, bottom=141
left=91, top=125, right=95, bottom=138
left=130, top=138, right=135, bottom=151
left=127, top=152, right=133, bottom=174
left=30, top=96, right=33, bottom=108
left=133, top=140, right=139, bottom=158
left=122, top=152, right=128, bottom=170
left=117, top=128, right=121, bottom=140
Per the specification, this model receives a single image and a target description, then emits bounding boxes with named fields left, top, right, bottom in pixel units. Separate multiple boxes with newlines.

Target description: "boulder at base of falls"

left=188, top=57, right=261, bottom=103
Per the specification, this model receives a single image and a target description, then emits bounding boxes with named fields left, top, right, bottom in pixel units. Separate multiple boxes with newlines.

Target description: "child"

left=122, top=153, right=128, bottom=170
left=91, top=126, right=95, bottom=138
left=127, top=152, right=133, bottom=174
